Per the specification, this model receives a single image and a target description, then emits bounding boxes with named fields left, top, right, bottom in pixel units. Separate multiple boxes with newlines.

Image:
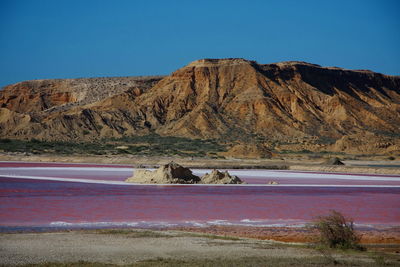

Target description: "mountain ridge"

left=1, top=58, right=399, bottom=155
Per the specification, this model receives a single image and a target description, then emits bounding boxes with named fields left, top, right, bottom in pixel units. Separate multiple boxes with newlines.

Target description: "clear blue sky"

left=0, top=0, right=399, bottom=87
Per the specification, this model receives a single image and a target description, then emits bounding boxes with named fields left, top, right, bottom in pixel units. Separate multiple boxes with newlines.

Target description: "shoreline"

left=1, top=225, right=399, bottom=245
left=1, top=153, right=400, bottom=175
left=3, top=174, right=400, bottom=187
left=172, top=225, right=400, bottom=245
left=1, top=227, right=400, bottom=266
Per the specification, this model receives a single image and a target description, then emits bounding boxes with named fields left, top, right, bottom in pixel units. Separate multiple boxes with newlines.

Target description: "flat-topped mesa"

left=188, top=59, right=337, bottom=72
left=1, top=58, right=400, bottom=155
left=267, top=61, right=388, bottom=76
left=187, top=58, right=256, bottom=68
left=271, top=61, right=322, bottom=68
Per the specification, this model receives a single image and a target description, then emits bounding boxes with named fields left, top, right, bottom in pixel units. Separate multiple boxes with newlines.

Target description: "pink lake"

left=0, top=162, right=399, bottom=230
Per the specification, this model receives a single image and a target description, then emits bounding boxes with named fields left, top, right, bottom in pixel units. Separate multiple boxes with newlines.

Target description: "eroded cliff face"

left=0, top=80, right=79, bottom=113
left=1, top=58, right=399, bottom=154
left=0, top=76, right=163, bottom=139
left=127, top=59, right=400, bottom=140
left=0, top=76, right=163, bottom=113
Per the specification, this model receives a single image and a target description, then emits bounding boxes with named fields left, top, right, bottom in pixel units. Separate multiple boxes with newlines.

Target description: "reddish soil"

left=174, top=225, right=400, bottom=244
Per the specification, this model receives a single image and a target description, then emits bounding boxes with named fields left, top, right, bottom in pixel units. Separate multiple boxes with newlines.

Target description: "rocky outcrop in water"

left=200, top=169, right=244, bottom=184
left=125, top=162, right=200, bottom=184
left=125, top=162, right=244, bottom=184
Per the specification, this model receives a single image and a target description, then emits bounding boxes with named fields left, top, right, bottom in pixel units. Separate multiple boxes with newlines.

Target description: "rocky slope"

left=1, top=58, right=399, bottom=154
left=0, top=76, right=163, bottom=139
left=0, top=76, right=163, bottom=113
left=220, top=143, right=273, bottom=159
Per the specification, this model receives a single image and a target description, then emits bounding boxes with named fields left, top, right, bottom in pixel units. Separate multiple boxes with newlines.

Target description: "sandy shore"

left=0, top=153, right=288, bottom=168
left=0, top=229, right=318, bottom=266
left=289, top=165, right=400, bottom=175
left=1, top=153, right=400, bottom=174
left=1, top=229, right=400, bottom=266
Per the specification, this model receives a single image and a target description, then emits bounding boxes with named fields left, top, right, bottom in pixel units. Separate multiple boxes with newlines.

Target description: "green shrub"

left=312, top=210, right=363, bottom=250
left=0, top=135, right=227, bottom=157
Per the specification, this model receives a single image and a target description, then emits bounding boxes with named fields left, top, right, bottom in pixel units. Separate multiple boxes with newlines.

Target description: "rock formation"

left=200, top=169, right=244, bottom=184
left=1, top=58, right=400, bottom=154
left=125, top=162, right=244, bottom=184
left=125, top=162, right=200, bottom=184
left=324, top=157, right=345, bottom=165
left=0, top=76, right=163, bottom=114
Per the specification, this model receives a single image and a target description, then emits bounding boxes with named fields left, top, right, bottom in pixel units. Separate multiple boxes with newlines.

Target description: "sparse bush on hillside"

left=0, top=135, right=227, bottom=157
left=312, top=210, right=363, bottom=250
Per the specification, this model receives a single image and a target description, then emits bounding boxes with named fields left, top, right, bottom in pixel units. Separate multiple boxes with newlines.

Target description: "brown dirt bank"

left=1, top=153, right=400, bottom=174
left=173, top=225, right=400, bottom=245
left=289, top=165, right=400, bottom=175
left=0, top=153, right=287, bottom=168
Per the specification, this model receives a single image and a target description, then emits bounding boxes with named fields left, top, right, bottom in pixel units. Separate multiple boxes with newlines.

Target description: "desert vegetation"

left=312, top=210, right=363, bottom=250
left=0, top=134, right=226, bottom=157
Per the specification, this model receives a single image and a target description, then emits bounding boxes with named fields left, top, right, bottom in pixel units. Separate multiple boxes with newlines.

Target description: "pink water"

left=0, top=162, right=399, bottom=230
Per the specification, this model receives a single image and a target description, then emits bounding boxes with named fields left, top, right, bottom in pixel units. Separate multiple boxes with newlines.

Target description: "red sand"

left=174, top=225, right=400, bottom=244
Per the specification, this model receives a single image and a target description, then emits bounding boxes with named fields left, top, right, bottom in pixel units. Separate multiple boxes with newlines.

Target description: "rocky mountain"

left=1, top=58, right=399, bottom=154
left=0, top=76, right=163, bottom=139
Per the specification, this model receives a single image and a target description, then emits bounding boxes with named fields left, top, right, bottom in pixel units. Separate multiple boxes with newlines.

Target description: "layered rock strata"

left=1, top=58, right=399, bottom=154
